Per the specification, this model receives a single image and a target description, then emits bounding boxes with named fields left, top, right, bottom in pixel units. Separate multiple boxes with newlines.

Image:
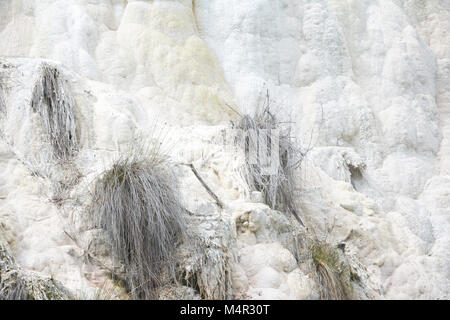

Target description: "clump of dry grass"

left=91, top=148, right=187, bottom=300
left=74, top=279, right=129, bottom=300
left=311, top=242, right=352, bottom=300
left=1, top=233, right=72, bottom=300
left=31, top=63, right=78, bottom=160
left=234, top=94, right=305, bottom=225
left=0, top=67, right=8, bottom=117
left=0, top=277, right=27, bottom=300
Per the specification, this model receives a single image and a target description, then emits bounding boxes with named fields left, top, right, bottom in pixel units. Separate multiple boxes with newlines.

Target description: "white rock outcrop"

left=0, top=0, right=449, bottom=299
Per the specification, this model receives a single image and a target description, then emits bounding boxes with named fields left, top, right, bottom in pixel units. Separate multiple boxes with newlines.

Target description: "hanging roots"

left=177, top=213, right=235, bottom=300
left=312, top=242, right=352, bottom=300
left=0, top=85, right=5, bottom=113
left=91, top=153, right=187, bottom=299
left=235, top=103, right=304, bottom=225
left=31, top=63, right=78, bottom=160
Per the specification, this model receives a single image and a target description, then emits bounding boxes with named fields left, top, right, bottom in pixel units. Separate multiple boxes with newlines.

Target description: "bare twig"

left=181, top=163, right=224, bottom=209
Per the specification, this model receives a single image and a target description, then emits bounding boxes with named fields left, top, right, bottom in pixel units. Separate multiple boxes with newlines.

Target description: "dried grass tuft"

left=91, top=146, right=187, bottom=299
left=31, top=63, right=78, bottom=160
left=312, top=242, right=352, bottom=300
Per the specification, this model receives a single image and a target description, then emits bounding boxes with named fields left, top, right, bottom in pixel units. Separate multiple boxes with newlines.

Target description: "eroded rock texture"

left=0, top=0, right=449, bottom=299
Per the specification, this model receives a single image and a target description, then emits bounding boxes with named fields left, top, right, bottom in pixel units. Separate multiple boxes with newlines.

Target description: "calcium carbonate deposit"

left=0, top=0, right=449, bottom=300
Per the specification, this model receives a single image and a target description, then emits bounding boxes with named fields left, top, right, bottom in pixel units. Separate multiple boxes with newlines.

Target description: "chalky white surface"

left=0, top=0, right=449, bottom=299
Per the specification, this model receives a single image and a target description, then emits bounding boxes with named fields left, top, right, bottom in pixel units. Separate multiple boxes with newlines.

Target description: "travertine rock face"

left=0, top=0, right=449, bottom=299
